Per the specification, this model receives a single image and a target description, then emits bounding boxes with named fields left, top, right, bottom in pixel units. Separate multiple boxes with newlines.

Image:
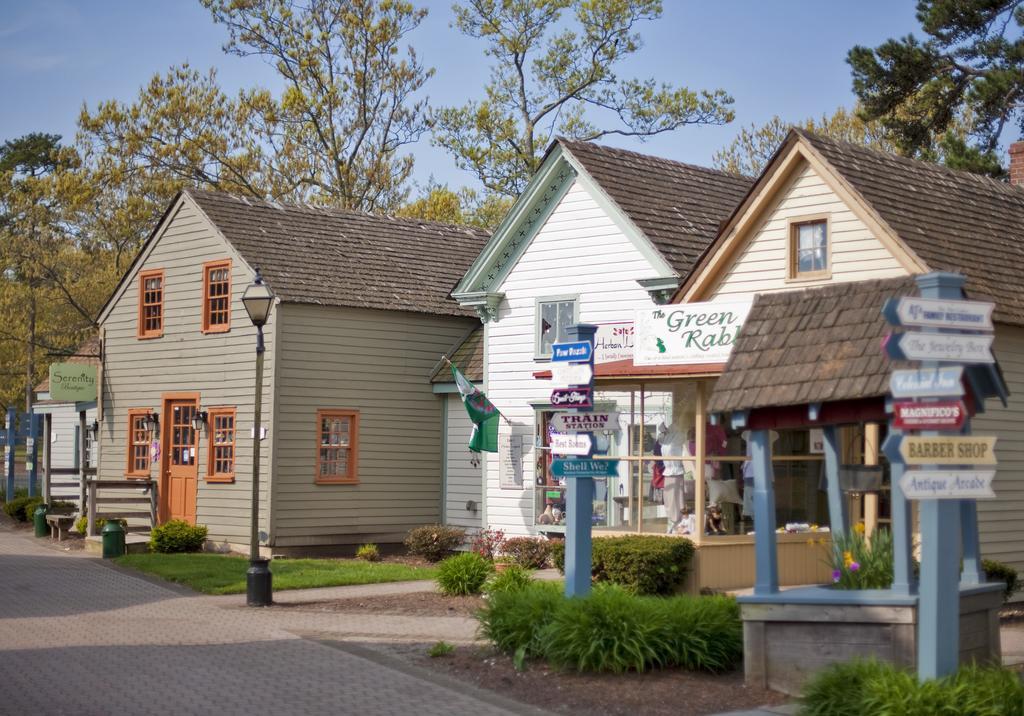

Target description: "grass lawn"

left=115, top=553, right=437, bottom=595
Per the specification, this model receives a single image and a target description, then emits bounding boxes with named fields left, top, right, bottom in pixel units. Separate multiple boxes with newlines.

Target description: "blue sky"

left=0, top=0, right=924, bottom=191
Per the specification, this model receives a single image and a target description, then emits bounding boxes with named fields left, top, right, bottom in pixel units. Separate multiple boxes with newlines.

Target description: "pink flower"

left=831, top=569, right=841, bottom=583
left=849, top=562, right=860, bottom=572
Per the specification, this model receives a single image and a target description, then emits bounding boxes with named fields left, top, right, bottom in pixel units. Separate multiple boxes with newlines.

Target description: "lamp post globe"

left=244, top=267, right=275, bottom=606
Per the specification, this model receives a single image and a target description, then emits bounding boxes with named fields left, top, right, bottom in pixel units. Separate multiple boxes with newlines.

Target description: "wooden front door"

left=161, top=395, right=199, bottom=524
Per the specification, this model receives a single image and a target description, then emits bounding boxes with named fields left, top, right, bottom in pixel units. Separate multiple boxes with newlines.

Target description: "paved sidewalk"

left=0, top=527, right=542, bottom=715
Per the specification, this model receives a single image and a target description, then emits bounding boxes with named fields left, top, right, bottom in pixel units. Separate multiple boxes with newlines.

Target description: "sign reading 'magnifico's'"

left=634, top=299, right=753, bottom=366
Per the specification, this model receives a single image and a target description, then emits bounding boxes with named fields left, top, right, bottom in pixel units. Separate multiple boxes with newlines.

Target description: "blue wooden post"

left=822, top=425, right=848, bottom=537
left=4, top=407, right=15, bottom=500
left=750, top=428, right=779, bottom=595
left=916, top=271, right=965, bottom=681
left=888, top=427, right=915, bottom=595
left=563, top=323, right=597, bottom=598
left=26, top=413, right=41, bottom=498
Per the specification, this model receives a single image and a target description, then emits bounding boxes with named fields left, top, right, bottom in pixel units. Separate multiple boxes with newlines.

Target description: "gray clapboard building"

left=95, top=189, right=486, bottom=553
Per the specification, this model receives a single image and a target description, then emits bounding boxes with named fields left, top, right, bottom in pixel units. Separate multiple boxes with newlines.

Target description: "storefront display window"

left=533, top=379, right=858, bottom=539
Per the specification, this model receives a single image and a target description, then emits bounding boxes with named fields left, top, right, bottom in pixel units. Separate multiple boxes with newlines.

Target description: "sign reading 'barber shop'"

left=634, top=299, right=753, bottom=366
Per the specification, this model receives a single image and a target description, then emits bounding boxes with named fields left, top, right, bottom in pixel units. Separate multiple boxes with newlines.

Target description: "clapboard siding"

left=445, top=393, right=483, bottom=530
left=98, top=196, right=276, bottom=546
left=483, top=178, right=664, bottom=536
left=272, top=303, right=476, bottom=546
left=708, top=160, right=907, bottom=299
left=972, top=325, right=1024, bottom=576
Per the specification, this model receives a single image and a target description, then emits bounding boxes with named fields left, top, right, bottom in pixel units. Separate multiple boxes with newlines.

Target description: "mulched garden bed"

left=276, top=591, right=485, bottom=618
left=380, top=642, right=788, bottom=716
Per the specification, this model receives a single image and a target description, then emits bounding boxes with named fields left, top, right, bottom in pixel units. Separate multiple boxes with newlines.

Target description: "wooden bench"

left=45, top=513, right=77, bottom=541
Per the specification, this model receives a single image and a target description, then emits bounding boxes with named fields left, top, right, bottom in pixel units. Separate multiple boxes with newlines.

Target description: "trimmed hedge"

left=799, top=659, right=1024, bottom=716
left=404, top=524, right=465, bottom=562
left=502, top=536, right=551, bottom=569
left=149, top=520, right=208, bottom=553
left=983, top=559, right=1020, bottom=603
left=551, top=535, right=695, bottom=595
left=478, top=582, right=741, bottom=673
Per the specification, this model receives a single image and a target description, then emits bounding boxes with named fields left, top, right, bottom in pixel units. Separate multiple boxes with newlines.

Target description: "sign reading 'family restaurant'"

left=634, top=299, right=753, bottom=366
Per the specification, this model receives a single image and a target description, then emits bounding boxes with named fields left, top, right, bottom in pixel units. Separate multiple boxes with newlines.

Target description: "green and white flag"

left=452, top=363, right=500, bottom=453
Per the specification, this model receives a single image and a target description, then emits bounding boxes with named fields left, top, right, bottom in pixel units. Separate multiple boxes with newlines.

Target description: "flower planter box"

left=739, top=583, right=1003, bottom=696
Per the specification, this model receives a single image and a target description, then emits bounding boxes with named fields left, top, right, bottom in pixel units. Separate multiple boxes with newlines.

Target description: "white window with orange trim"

left=207, top=408, right=236, bottom=482
left=126, top=408, right=152, bottom=477
left=316, top=409, right=359, bottom=484
left=202, top=259, right=232, bottom=333
left=138, top=269, right=164, bottom=339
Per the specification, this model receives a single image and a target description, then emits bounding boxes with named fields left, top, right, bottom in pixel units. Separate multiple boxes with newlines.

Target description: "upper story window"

left=202, top=260, right=232, bottom=333
left=137, top=269, right=164, bottom=339
left=316, top=409, right=359, bottom=484
left=536, top=297, right=578, bottom=358
left=790, top=218, right=829, bottom=278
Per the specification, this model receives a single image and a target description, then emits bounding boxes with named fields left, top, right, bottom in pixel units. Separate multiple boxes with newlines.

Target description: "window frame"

left=534, top=295, right=579, bottom=360
left=206, top=407, right=237, bottom=483
left=137, top=269, right=165, bottom=339
left=315, top=409, right=360, bottom=485
left=787, top=215, right=831, bottom=281
left=201, top=259, right=232, bottom=334
left=125, top=408, right=153, bottom=478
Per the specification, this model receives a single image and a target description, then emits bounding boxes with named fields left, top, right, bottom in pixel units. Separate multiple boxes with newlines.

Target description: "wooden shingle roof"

left=708, top=277, right=917, bottom=414
left=431, top=326, right=483, bottom=383
left=558, top=139, right=754, bottom=277
left=187, top=189, right=490, bottom=318
left=796, top=129, right=1024, bottom=326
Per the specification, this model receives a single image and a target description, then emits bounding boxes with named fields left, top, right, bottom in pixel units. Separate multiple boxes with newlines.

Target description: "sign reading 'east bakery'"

left=634, top=299, right=753, bottom=366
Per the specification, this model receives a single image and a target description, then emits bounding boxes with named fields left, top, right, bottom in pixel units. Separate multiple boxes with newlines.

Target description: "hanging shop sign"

left=888, top=366, right=964, bottom=398
left=634, top=299, right=753, bottom=366
left=551, top=412, right=619, bottom=434
left=594, top=322, right=634, bottom=363
left=883, top=435, right=997, bottom=466
left=550, top=432, right=592, bottom=456
left=550, top=388, right=592, bottom=408
left=892, top=400, right=967, bottom=431
left=898, top=469, right=996, bottom=500
left=882, top=297, right=994, bottom=331
left=551, top=458, right=619, bottom=479
left=551, top=341, right=593, bottom=362
left=550, top=361, right=593, bottom=388
left=885, top=332, right=994, bottom=364
left=48, top=363, right=98, bottom=402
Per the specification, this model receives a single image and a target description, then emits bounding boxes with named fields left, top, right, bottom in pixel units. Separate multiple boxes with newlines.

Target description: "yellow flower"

left=806, top=538, right=814, bottom=546
left=854, top=522, right=865, bottom=535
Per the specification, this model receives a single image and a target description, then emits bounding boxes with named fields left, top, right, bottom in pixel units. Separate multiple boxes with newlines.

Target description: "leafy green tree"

left=847, top=0, right=1017, bottom=176
left=398, top=180, right=513, bottom=228
left=203, top=0, right=433, bottom=212
left=432, top=0, right=734, bottom=197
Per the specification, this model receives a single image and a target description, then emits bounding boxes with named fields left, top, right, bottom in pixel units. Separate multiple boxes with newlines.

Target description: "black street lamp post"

left=241, top=267, right=275, bottom=606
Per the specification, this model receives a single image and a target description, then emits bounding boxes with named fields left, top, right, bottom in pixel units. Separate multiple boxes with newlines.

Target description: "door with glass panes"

left=161, top=395, right=199, bottom=524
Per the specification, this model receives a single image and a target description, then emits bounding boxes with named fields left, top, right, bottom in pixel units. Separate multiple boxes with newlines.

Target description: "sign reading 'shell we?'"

left=634, top=299, right=753, bottom=366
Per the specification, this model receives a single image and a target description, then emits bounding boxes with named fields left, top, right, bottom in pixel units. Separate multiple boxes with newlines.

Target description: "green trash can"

left=33, top=503, right=48, bottom=538
left=101, top=520, right=126, bottom=558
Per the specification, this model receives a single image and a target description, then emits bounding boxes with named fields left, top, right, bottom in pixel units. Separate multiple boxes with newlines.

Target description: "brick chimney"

left=1010, top=141, right=1024, bottom=186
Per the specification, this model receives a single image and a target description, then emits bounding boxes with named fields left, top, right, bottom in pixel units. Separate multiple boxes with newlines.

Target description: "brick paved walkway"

left=0, top=528, right=541, bottom=716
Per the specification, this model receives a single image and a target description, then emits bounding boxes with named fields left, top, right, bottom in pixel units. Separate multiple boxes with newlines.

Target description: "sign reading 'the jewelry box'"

left=634, top=299, right=753, bottom=366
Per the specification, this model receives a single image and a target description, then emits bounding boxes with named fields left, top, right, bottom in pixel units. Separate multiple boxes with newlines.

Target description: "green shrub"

left=436, top=552, right=493, bottom=596
left=3, top=495, right=43, bottom=522
left=404, top=524, right=465, bottom=562
left=983, top=559, right=1019, bottom=602
left=477, top=581, right=563, bottom=659
left=477, top=582, right=742, bottom=673
left=74, top=516, right=127, bottom=535
left=0, top=486, right=28, bottom=503
left=551, top=535, right=695, bottom=595
left=149, top=520, right=208, bottom=553
left=829, top=528, right=894, bottom=589
left=48, top=500, right=75, bottom=515
left=799, top=660, right=1024, bottom=716
left=502, top=536, right=551, bottom=569
left=484, top=564, right=533, bottom=595
left=428, top=641, right=455, bottom=657
left=355, top=543, right=381, bottom=562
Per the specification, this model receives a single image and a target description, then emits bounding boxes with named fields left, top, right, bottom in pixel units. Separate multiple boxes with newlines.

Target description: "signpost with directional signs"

left=882, top=275, right=1001, bottom=682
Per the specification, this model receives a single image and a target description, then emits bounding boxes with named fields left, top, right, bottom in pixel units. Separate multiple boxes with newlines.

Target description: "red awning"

left=533, top=358, right=724, bottom=381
